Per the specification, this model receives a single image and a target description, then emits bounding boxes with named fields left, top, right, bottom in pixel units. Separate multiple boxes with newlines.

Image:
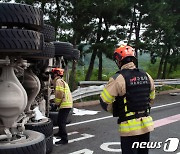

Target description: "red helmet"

left=114, top=45, right=136, bottom=62
left=52, top=68, right=64, bottom=76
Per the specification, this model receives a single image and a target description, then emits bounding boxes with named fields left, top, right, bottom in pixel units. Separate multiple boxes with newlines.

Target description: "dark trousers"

left=121, top=132, right=150, bottom=154
left=57, top=108, right=71, bottom=141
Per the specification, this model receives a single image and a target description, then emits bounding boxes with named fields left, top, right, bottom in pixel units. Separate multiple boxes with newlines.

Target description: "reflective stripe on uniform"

left=55, top=81, right=73, bottom=108
left=60, top=102, right=73, bottom=108
left=150, top=90, right=155, bottom=99
left=101, top=88, right=115, bottom=104
left=55, top=98, right=61, bottom=103
left=119, top=116, right=154, bottom=133
left=124, top=97, right=128, bottom=112
left=56, top=86, right=69, bottom=92
left=124, top=97, right=135, bottom=116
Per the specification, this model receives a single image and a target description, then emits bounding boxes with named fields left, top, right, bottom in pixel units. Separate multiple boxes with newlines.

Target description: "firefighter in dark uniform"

left=100, top=45, right=155, bottom=154
left=52, top=68, right=73, bottom=145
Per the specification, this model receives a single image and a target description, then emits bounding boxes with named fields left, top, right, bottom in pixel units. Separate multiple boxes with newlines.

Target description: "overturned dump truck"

left=0, top=2, right=80, bottom=154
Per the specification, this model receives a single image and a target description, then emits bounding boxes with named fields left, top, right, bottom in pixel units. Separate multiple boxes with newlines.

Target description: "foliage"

left=156, top=85, right=180, bottom=93
left=141, top=0, right=180, bottom=79
left=1, top=0, right=179, bottom=80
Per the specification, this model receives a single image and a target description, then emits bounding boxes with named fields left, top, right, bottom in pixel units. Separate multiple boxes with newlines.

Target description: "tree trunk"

left=98, top=50, right=102, bottom=81
left=162, top=59, right=167, bottom=79
left=40, top=1, right=46, bottom=13
left=157, top=49, right=166, bottom=79
left=69, top=33, right=79, bottom=90
left=128, top=5, right=136, bottom=44
left=85, top=49, right=97, bottom=81
left=85, top=16, right=103, bottom=81
left=168, top=63, right=173, bottom=78
left=69, top=60, right=77, bottom=91
left=98, top=19, right=109, bottom=81
left=134, top=11, right=142, bottom=68
left=54, top=0, right=61, bottom=37
left=162, top=47, right=170, bottom=79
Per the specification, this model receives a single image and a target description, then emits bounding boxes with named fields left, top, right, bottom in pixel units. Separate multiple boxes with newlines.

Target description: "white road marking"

left=67, top=115, right=112, bottom=127
left=151, top=101, right=180, bottom=109
left=53, top=116, right=112, bottom=130
left=69, top=133, right=95, bottom=143
left=100, top=142, right=121, bottom=152
left=68, top=131, right=79, bottom=135
left=53, top=132, right=94, bottom=144
left=53, top=101, right=180, bottom=130
left=69, top=149, right=94, bottom=154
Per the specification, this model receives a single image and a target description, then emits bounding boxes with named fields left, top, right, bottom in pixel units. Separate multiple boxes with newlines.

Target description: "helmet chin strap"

left=115, top=59, right=122, bottom=69
left=51, top=73, right=58, bottom=80
left=51, top=74, right=55, bottom=80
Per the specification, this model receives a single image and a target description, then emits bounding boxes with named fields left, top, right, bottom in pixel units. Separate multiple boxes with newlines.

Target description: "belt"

left=117, top=112, right=149, bottom=123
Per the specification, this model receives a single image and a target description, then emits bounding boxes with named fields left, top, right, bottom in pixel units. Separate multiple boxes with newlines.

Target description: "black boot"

left=55, top=139, right=68, bottom=145
left=54, top=133, right=60, bottom=137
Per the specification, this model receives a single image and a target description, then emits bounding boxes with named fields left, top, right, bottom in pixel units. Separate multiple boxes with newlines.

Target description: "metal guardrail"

left=154, top=79, right=180, bottom=86
left=72, top=79, right=180, bottom=101
left=79, top=79, right=180, bottom=87
left=72, top=85, right=104, bottom=101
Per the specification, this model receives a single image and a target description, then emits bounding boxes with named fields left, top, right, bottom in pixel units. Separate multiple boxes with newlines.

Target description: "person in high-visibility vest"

left=100, top=45, right=155, bottom=154
left=52, top=68, right=73, bottom=145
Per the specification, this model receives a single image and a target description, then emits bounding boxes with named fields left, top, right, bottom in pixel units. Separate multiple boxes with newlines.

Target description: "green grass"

left=156, top=85, right=180, bottom=93
left=169, top=65, right=180, bottom=78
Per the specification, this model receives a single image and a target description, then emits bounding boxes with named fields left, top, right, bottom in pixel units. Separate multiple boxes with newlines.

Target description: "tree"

left=3, top=0, right=179, bottom=80
left=142, top=0, right=180, bottom=78
left=83, top=0, right=131, bottom=80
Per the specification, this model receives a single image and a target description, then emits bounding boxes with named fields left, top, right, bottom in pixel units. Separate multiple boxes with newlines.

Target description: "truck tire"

left=0, top=29, right=44, bottom=54
left=0, top=130, right=46, bottom=154
left=25, top=118, right=53, bottom=138
left=42, top=24, right=55, bottom=42
left=25, top=119, right=53, bottom=154
left=0, top=3, right=43, bottom=31
left=49, top=109, right=72, bottom=126
left=24, top=42, right=55, bottom=59
left=27, top=59, right=49, bottom=73
left=46, top=135, right=53, bottom=154
left=54, top=41, right=73, bottom=60
left=49, top=111, right=58, bottom=126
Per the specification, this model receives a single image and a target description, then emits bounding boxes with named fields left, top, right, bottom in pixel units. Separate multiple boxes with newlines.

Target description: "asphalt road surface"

left=51, top=93, right=180, bottom=154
